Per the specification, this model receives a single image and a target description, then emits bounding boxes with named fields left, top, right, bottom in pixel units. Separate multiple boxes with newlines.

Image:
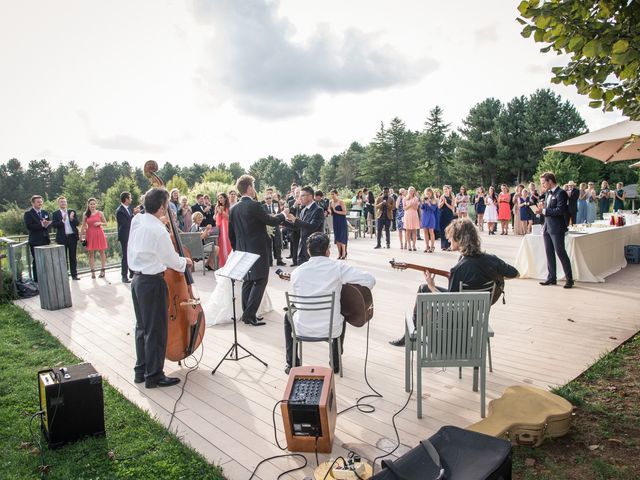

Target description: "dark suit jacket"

left=51, top=209, right=79, bottom=244
left=543, top=187, right=570, bottom=234
left=567, top=188, right=579, bottom=215
left=229, top=197, right=286, bottom=280
left=116, top=204, right=134, bottom=243
left=291, top=202, right=325, bottom=262
left=24, top=208, right=51, bottom=246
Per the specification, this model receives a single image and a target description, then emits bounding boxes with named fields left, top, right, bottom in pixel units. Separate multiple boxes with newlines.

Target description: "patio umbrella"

left=545, top=119, right=640, bottom=163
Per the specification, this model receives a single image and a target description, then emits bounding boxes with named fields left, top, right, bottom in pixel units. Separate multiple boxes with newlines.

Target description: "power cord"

left=28, top=410, right=47, bottom=479
left=338, top=321, right=383, bottom=415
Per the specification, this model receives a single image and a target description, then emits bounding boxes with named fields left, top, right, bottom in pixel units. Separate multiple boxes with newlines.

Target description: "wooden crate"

left=35, top=245, right=72, bottom=310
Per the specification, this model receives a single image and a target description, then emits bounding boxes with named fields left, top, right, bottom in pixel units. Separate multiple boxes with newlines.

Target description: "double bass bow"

left=144, top=160, right=206, bottom=361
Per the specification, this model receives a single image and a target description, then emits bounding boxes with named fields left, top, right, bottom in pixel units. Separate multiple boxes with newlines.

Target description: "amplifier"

left=281, top=366, right=336, bottom=453
left=38, top=363, right=105, bottom=448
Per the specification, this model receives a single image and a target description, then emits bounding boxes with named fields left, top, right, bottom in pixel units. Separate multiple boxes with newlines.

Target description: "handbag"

left=82, top=239, right=87, bottom=247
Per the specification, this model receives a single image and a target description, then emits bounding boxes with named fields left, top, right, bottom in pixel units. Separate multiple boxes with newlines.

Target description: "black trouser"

left=270, top=228, right=283, bottom=262
left=132, top=274, right=168, bottom=381
left=29, top=242, right=49, bottom=283
left=289, top=230, right=300, bottom=264
left=284, top=312, right=344, bottom=369
left=61, top=234, right=78, bottom=277
left=376, top=217, right=391, bottom=246
left=543, top=231, right=573, bottom=282
left=412, top=284, right=447, bottom=326
left=119, top=239, right=131, bottom=279
left=241, top=276, right=268, bottom=322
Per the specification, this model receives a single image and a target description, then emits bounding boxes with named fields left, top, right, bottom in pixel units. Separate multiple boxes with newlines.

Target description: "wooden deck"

left=16, top=231, right=640, bottom=479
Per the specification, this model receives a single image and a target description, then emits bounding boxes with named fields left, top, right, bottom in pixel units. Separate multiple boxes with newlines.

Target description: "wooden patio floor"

left=16, top=231, right=640, bottom=479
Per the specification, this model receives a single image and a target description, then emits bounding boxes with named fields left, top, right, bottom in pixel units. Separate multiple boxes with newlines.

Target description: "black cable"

left=338, top=321, right=383, bottom=415
left=271, top=400, right=288, bottom=451
left=28, top=411, right=46, bottom=479
left=248, top=453, right=308, bottom=480
left=370, top=348, right=415, bottom=474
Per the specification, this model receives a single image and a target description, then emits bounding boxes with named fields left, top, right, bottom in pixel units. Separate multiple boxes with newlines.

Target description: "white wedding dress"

left=204, top=272, right=273, bottom=326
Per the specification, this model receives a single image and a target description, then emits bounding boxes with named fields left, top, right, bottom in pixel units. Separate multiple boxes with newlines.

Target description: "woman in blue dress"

left=395, top=188, right=406, bottom=249
left=613, top=182, right=625, bottom=212
left=518, top=190, right=532, bottom=234
left=420, top=188, right=438, bottom=252
left=576, top=183, right=588, bottom=224
left=330, top=189, right=348, bottom=259
left=598, top=180, right=611, bottom=219
left=586, top=182, right=597, bottom=223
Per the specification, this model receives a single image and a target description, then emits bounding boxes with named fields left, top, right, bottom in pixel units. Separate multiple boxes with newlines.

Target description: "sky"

left=0, top=0, right=625, bottom=170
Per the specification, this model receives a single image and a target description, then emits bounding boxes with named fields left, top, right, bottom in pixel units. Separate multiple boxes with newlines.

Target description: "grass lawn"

left=0, top=303, right=225, bottom=480
left=512, top=332, right=640, bottom=479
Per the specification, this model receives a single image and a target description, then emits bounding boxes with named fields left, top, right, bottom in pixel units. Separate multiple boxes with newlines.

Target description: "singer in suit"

left=51, top=196, right=80, bottom=280
left=116, top=191, right=135, bottom=283
left=536, top=172, right=574, bottom=289
left=229, top=175, right=289, bottom=326
left=285, top=186, right=325, bottom=265
left=23, top=195, right=52, bottom=283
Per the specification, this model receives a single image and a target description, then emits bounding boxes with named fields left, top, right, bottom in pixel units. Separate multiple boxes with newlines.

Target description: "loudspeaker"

left=38, top=363, right=105, bottom=448
left=281, top=366, right=336, bottom=453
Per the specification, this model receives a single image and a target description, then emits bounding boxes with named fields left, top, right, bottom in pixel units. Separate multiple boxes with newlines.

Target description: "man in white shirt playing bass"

left=128, top=188, right=193, bottom=388
left=284, top=232, right=376, bottom=374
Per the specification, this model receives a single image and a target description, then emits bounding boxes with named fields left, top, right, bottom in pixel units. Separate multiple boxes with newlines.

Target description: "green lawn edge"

left=0, top=303, right=226, bottom=480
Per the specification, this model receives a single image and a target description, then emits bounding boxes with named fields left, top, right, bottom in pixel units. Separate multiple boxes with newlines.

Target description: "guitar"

left=276, top=270, right=374, bottom=327
left=389, top=259, right=505, bottom=305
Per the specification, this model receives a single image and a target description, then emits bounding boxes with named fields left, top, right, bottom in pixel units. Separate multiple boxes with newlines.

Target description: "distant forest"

left=2, top=89, right=637, bottom=220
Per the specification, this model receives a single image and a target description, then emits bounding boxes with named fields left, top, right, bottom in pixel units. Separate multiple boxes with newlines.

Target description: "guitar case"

left=370, top=426, right=512, bottom=480
left=467, top=385, right=573, bottom=447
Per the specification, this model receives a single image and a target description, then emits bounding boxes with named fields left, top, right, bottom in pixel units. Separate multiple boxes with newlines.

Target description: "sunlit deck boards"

left=17, top=232, right=640, bottom=479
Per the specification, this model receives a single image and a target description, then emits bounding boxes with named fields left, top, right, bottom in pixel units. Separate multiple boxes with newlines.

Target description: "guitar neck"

left=391, top=262, right=450, bottom=278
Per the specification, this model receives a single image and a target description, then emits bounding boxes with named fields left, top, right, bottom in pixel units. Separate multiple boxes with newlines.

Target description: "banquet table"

left=514, top=222, right=640, bottom=282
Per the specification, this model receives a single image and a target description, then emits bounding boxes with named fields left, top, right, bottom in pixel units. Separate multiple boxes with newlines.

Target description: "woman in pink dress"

left=497, top=184, right=512, bottom=235
left=81, top=197, right=108, bottom=278
left=403, top=186, right=420, bottom=251
left=215, top=193, right=232, bottom=268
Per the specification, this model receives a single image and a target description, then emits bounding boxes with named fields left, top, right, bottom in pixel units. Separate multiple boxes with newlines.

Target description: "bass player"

left=389, top=218, right=519, bottom=346
left=284, top=232, right=376, bottom=374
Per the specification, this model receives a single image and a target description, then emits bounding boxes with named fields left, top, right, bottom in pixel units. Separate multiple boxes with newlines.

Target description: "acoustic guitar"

left=276, top=270, right=374, bottom=328
left=467, top=385, right=573, bottom=447
left=389, top=259, right=505, bottom=305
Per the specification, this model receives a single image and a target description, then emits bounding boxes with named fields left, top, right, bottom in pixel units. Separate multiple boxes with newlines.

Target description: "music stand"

left=211, top=251, right=269, bottom=374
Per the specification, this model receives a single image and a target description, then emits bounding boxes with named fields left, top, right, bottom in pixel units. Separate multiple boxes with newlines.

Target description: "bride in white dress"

left=204, top=272, right=273, bottom=326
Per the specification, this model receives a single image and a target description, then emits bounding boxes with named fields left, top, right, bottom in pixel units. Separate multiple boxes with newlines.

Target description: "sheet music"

left=215, top=250, right=260, bottom=281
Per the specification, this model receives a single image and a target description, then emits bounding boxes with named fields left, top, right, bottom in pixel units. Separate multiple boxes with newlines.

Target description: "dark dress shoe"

left=539, top=279, right=557, bottom=286
left=122, top=277, right=131, bottom=283
left=276, top=260, right=286, bottom=266
left=244, top=317, right=266, bottom=326
left=374, top=245, right=382, bottom=249
left=291, top=262, right=298, bottom=266
left=256, top=315, right=264, bottom=321
left=564, top=280, right=574, bottom=289
left=134, top=374, right=144, bottom=384
left=286, top=255, right=292, bottom=259
left=284, top=365, right=291, bottom=375
left=145, top=376, right=180, bottom=388
left=389, top=337, right=406, bottom=347
left=72, top=276, right=80, bottom=281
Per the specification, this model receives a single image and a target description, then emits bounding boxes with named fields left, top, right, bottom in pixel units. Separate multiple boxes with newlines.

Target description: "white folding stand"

left=211, top=251, right=269, bottom=374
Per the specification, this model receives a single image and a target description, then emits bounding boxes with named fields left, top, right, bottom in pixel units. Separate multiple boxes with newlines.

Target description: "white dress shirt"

left=291, top=256, right=376, bottom=338
left=60, top=209, right=73, bottom=234
left=127, top=212, right=187, bottom=274
left=543, top=186, right=558, bottom=214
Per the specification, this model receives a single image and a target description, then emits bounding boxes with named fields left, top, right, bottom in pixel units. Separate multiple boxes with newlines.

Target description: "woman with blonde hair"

left=403, top=187, right=420, bottom=251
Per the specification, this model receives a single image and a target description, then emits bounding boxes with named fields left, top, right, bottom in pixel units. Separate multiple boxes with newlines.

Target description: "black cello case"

left=371, top=426, right=512, bottom=480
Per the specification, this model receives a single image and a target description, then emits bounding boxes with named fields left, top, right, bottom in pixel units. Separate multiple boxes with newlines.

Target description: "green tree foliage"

left=24, top=159, right=53, bottom=200
left=320, top=156, right=339, bottom=190
left=290, top=154, right=310, bottom=185
left=535, top=150, right=582, bottom=185
left=337, top=143, right=364, bottom=189
left=228, top=162, right=245, bottom=181
left=166, top=175, right=189, bottom=195
left=103, top=177, right=142, bottom=220
left=248, top=156, right=293, bottom=193
left=455, top=98, right=503, bottom=187
left=62, top=168, right=98, bottom=211
left=518, top=0, right=640, bottom=119
left=416, top=106, right=455, bottom=188
left=202, top=169, right=233, bottom=184
left=188, top=180, right=236, bottom=202
left=0, top=202, right=28, bottom=235
left=305, top=154, right=325, bottom=186
left=496, top=96, right=530, bottom=184
left=0, top=159, right=26, bottom=206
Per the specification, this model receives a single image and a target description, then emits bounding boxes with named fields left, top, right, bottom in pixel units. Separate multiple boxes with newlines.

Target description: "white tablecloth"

left=514, top=223, right=640, bottom=282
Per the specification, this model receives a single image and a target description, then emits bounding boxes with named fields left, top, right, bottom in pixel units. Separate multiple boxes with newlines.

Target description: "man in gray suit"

left=229, top=175, right=289, bottom=326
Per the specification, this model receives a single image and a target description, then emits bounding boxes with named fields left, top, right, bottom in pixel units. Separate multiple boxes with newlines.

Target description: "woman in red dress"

left=215, top=193, right=232, bottom=268
left=497, top=184, right=512, bottom=235
left=81, top=197, right=109, bottom=278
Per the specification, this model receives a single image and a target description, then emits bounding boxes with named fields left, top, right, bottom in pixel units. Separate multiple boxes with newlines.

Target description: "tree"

left=96, top=162, right=126, bottom=194
left=228, top=162, right=245, bottom=181
left=166, top=175, right=189, bottom=195
left=416, top=106, right=454, bottom=187
left=103, top=176, right=142, bottom=220
left=158, top=162, right=180, bottom=184
left=202, top=169, right=233, bottom=184
left=495, top=96, right=530, bottom=184
left=518, top=0, right=640, bottom=119
left=24, top=159, right=52, bottom=200
left=62, top=168, right=98, bottom=211
left=290, top=154, right=310, bottom=185
left=359, top=122, right=393, bottom=187
left=319, top=156, right=340, bottom=191
left=455, top=98, right=503, bottom=187
left=535, top=150, right=582, bottom=186
left=0, top=159, right=26, bottom=207
left=247, top=156, right=293, bottom=193
left=305, top=154, right=325, bottom=186
left=337, top=143, right=364, bottom=189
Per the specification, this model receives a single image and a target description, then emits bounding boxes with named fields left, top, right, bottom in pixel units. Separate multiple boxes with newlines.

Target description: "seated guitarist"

left=390, top=218, right=519, bottom=346
left=285, top=232, right=376, bottom=374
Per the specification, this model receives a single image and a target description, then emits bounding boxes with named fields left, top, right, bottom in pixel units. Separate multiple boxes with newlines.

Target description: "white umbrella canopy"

left=545, top=120, right=640, bottom=163
left=631, top=161, right=640, bottom=168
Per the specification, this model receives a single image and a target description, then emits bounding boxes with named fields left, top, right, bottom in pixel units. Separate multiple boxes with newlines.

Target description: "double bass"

left=144, top=160, right=205, bottom=361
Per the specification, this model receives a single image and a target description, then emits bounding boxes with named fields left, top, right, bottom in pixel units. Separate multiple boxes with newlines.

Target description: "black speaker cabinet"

left=38, top=363, right=105, bottom=448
